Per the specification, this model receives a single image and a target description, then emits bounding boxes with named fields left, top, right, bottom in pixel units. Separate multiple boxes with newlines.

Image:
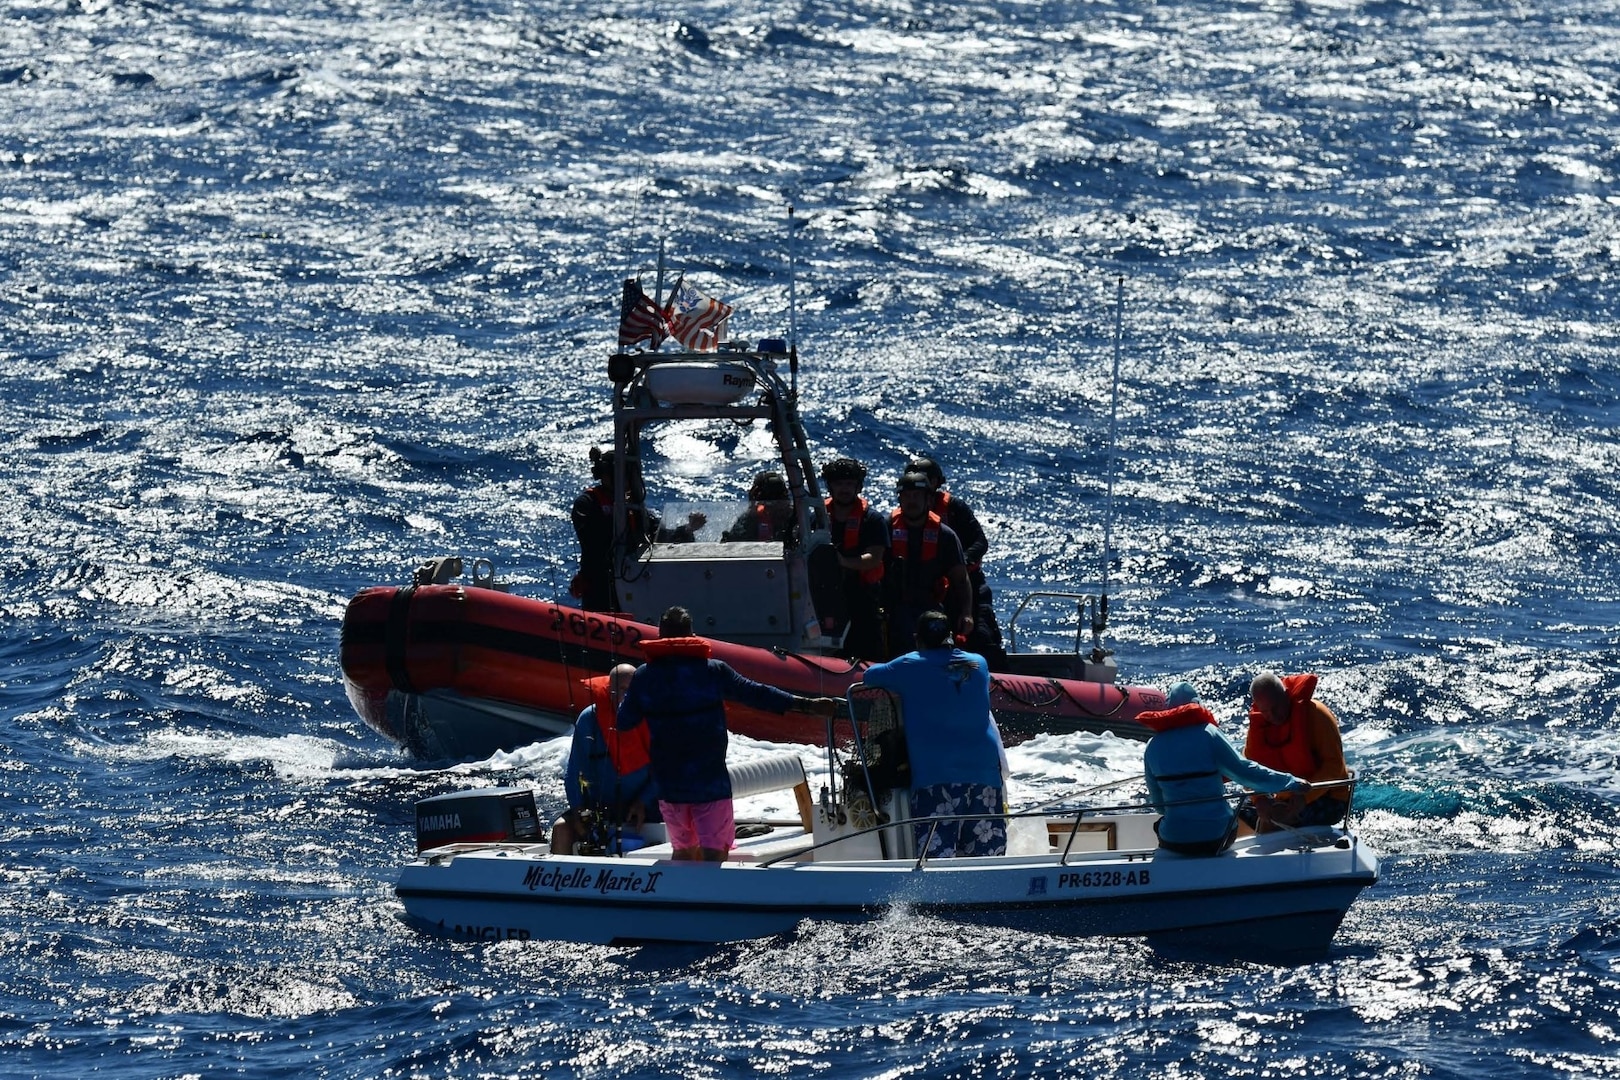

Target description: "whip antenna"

left=1095, top=275, right=1125, bottom=657
left=787, top=203, right=799, bottom=396
left=653, top=216, right=668, bottom=311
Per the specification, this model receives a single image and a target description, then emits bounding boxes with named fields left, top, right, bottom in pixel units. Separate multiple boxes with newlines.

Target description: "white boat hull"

left=396, top=822, right=1378, bottom=960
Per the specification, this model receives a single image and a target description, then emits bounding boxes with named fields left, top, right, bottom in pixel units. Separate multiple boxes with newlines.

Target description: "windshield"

left=652, top=499, right=800, bottom=544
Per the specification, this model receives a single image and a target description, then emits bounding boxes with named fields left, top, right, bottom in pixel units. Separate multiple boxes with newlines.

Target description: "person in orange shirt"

left=1240, top=671, right=1351, bottom=832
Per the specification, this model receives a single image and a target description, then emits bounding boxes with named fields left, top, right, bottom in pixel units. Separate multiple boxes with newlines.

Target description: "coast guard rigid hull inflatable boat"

left=341, top=287, right=1168, bottom=759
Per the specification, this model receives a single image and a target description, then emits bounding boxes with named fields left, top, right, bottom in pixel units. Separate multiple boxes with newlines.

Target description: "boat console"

left=606, top=344, right=839, bottom=653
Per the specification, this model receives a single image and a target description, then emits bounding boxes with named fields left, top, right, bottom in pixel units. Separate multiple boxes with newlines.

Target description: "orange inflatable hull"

left=340, top=585, right=1161, bottom=759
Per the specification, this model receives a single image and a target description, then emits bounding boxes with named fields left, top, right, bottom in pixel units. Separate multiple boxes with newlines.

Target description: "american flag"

left=666, top=277, right=733, bottom=352
left=617, top=278, right=668, bottom=349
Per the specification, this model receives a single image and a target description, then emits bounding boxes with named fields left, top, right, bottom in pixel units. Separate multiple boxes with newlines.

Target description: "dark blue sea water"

left=4, top=0, right=1620, bottom=1075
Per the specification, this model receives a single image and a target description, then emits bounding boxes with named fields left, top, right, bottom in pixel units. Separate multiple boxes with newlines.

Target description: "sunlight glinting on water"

left=2, top=0, right=1620, bottom=1073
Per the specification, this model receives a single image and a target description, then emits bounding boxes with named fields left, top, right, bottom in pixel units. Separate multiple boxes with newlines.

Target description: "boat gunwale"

left=406, top=822, right=1372, bottom=875
left=394, top=870, right=1378, bottom=919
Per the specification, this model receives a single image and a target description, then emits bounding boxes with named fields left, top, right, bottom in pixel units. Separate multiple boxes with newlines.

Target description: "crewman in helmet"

left=569, top=447, right=631, bottom=611
left=818, top=456, right=889, bottom=661
left=570, top=446, right=705, bottom=612
left=905, top=455, right=1005, bottom=668
left=885, top=470, right=973, bottom=656
left=721, top=470, right=796, bottom=544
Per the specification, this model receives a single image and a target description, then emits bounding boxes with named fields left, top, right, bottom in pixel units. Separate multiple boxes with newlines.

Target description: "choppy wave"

left=3, top=0, right=1620, bottom=1074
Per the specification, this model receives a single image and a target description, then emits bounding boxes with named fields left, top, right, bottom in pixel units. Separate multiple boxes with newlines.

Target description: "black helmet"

left=896, top=471, right=931, bottom=493
left=821, top=457, right=867, bottom=484
left=750, top=471, right=789, bottom=501
left=905, top=456, right=944, bottom=487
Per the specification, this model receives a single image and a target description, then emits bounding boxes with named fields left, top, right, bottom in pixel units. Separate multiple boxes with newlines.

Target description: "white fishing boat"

left=395, top=691, right=1378, bottom=960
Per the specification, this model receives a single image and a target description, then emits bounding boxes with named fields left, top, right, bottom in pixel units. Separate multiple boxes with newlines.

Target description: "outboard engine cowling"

left=415, top=787, right=540, bottom=852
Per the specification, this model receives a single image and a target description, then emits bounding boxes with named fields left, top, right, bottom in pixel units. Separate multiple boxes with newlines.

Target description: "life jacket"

left=933, top=488, right=981, bottom=572
left=890, top=508, right=942, bottom=563
left=827, top=496, right=884, bottom=583
left=890, top=508, right=947, bottom=603
left=632, top=637, right=733, bottom=727
left=588, top=483, right=643, bottom=536
left=747, top=502, right=783, bottom=540
left=639, top=636, right=714, bottom=662
left=1252, top=672, right=1324, bottom=779
left=581, top=675, right=651, bottom=777
left=1134, top=702, right=1217, bottom=734
left=1140, top=703, right=1226, bottom=783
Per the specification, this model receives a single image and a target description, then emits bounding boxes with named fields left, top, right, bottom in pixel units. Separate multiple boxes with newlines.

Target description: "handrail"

left=757, top=803, right=1132, bottom=868
left=758, top=774, right=1362, bottom=869
left=812, top=680, right=1358, bottom=869
left=1004, top=590, right=1096, bottom=655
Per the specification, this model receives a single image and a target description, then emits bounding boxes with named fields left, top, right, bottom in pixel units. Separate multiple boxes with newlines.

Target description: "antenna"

left=787, top=203, right=799, bottom=396
left=1095, top=275, right=1125, bottom=659
left=653, top=224, right=668, bottom=310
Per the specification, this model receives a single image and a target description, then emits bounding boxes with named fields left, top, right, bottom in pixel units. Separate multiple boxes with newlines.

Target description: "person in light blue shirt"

left=1140, top=681, right=1309, bottom=856
left=861, top=610, right=1006, bottom=857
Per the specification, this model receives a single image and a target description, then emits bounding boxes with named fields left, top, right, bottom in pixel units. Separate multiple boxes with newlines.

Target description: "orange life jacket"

left=931, top=488, right=982, bottom=572
left=581, top=674, right=652, bottom=777
left=639, top=636, right=714, bottom=662
left=827, top=496, right=884, bottom=583
left=589, top=483, right=643, bottom=536
left=1134, top=702, right=1218, bottom=733
left=890, top=508, right=947, bottom=603
left=746, top=502, right=783, bottom=540
left=889, top=508, right=942, bottom=560
left=1251, top=673, right=1327, bottom=780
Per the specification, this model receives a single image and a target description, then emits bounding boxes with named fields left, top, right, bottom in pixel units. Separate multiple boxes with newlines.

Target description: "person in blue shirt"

left=616, top=607, right=840, bottom=861
left=861, top=610, right=1007, bottom=858
left=550, top=663, right=661, bottom=855
left=1139, top=681, right=1310, bottom=856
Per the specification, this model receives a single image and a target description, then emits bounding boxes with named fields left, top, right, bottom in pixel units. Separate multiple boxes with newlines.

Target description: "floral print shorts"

left=910, top=782, right=1007, bottom=858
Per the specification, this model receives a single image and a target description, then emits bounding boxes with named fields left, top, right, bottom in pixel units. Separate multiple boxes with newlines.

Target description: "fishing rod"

left=1092, top=275, right=1125, bottom=663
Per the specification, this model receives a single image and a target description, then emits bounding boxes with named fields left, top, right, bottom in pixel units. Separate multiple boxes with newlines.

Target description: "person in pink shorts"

left=660, top=799, right=737, bottom=858
left=616, top=607, right=840, bottom=861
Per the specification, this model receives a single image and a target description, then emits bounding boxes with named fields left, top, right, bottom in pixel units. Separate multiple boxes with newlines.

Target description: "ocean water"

left=3, top=0, right=1620, bottom=1076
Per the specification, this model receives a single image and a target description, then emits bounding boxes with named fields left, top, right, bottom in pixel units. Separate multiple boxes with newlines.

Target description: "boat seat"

left=728, top=753, right=815, bottom=831
left=1047, top=820, right=1117, bottom=853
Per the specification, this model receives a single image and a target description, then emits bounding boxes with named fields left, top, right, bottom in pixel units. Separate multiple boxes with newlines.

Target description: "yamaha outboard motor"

left=414, top=787, right=540, bottom=852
